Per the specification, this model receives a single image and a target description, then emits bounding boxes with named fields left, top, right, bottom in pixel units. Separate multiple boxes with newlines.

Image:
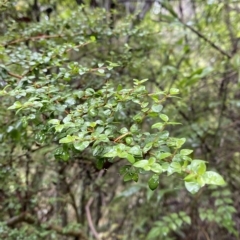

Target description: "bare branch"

left=184, top=23, right=232, bottom=59
left=7, top=71, right=22, bottom=80
left=159, top=2, right=232, bottom=59
left=85, top=171, right=104, bottom=240
left=3, top=34, right=64, bottom=47
left=86, top=197, right=100, bottom=240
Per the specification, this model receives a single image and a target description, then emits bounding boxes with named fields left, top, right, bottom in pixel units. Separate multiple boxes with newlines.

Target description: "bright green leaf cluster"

left=5, top=75, right=225, bottom=194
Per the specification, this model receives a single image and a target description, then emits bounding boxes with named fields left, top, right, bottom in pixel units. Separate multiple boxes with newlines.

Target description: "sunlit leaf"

left=133, top=160, right=148, bottom=168
left=159, top=114, right=169, bottom=122
left=202, top=171, right=226, bottom=186
left=185, top=181, right=202, bottom=194
left=59, top=135, right=76, bottom=143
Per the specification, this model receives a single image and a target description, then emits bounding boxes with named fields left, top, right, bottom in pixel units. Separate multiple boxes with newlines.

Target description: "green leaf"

left=170, top=88, right=179, bottom=95
left=90, top=122, right=96, bottom=128
left=148, top=157, right=156, bottom=165
left=63, top=114, right=72, bottom=123
left=74, top=141, right=90, bottom=151
left=143, top=142, right=153, bottom=153
left=152, top=122, right=164, bottom=130
left=54, top=147, right=69, bottom=161
left=119, top=165, right=131, bottom=175
left=150, top=163, right=163, bottom=174
left=90, top=35, right=96, bottom=42
left=130, top=124, right=138, bottom=133
left=132, top=173, right=139, bottom=182
left=133, top=112, right=144, bottom=122
left=168, top=162, right=182, bottom=174
left=125, top=137, right=133, bottom=145
left=116, top=143, right=127, bottom=151
left=60, top=151, right=70, bottom=161
left=161, top=162, right=170, bottom=172
left=176, top=138, right=186, bottom=148
left=171, top=162, right=182, bottom=169
left=172, top=154, right=182, bottom=162
left=190, top=160, right=206, bottom=175
left=133, top=160, right=148, bottom=168
left=75, top=90, right=84, bottom=99
left=159, top=114, right=169, bottom=122
left=59, top=135, right=76, bottom=143
left=123, top=173, right=133, bottom=182
left=96, top=158, right=104, bottom=170
left=103, top=148, right=117, bottom=158
left=143, top=166, right=151, bottom=171
left=117, top=150, right=128, bottom=158
left=180, top=149, right=193, bottom=156
left=151, top=104, right=163, bottom=113
left=184, top=173, right=196, bottom=182
left=126, top=154, right=135, bottom=164
left=197, top=163, right=206, bottom=175
left=8, top=101, right=22, bottom=109
left=55, top=124, right=64, bottom=132
left=129, top=145, right=142, bottom=156
left=148, top=174, right=159, bottom=190
left=197, top=175, right=205, bottom=186
left=93, top=145, right=103, bottom=156
left=48, top=119, right=60, bottom=125
left=123, top=173, right=131, bottom=181
left=95, top=126, right=104, bottom=134
left=185, top=181, right=201, bottom=194
left=98, top=69, right=105, bottom=74
left=202, top=171, right=226, bottom=186
left=85, top=88, right=95, bottom=96
left=147, top=227, right=162, bottom=239
left=120, top=127, right=128, bottom=134
left=182, top=215, right=191, bottom=224
left=35, top=132, right=46, bottom=143
left=158, top=152, right=171, bottom=160
left=65, top=97, right=76, bottom=106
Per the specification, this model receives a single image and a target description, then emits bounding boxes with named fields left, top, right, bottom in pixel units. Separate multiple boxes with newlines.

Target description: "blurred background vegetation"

left=0, top=0, right=240, bottom=239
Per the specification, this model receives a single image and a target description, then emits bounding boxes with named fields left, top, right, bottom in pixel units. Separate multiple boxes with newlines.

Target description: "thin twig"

left=85, top=197, right=100, bottom=240
left=201, top=228, right=211, bottom=240
left=183, top=23, right=232, bottom=59
left=3, top=34, right=64, bottom=47
left=66, top=41, right=92, bottom=52
left=159, top=2, right=232, bottom=59
left=7, top=71, right=22, bottom=79
left=85, top=170, right=104, bottom=240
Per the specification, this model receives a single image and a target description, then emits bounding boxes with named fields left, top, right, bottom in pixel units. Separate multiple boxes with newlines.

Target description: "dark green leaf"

left=148, top=174, right=159, bottom=190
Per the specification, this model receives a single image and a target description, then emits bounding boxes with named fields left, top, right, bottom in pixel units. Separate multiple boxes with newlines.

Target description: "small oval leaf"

left=148, top=174, right=159, bottom=190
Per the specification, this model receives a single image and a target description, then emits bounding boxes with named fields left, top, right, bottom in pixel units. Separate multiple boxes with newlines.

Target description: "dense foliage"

left=0, top=0, right=239, bottom=239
